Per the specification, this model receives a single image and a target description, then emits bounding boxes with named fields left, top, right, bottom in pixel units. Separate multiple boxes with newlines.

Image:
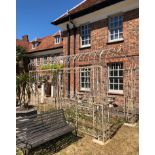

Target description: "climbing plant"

left=40, top=64, right=63, bottom=70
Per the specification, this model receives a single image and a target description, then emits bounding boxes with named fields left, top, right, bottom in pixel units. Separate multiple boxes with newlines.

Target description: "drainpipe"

left=67, top=24, right=70, bottom=97
left=70, top=20, right=77, bottom=97
left=67, top=14, right=77, bottom=98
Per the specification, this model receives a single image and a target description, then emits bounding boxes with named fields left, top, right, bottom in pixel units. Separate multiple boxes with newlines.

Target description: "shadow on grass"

left=29, top=133, right=81, bottom=155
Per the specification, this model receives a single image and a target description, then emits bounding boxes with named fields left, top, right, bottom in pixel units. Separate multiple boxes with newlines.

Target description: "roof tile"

left=16, top=32, right=63, bottom=53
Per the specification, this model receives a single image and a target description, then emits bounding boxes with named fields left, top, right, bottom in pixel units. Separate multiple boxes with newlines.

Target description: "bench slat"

left=16, top=109, right=75, bottom=151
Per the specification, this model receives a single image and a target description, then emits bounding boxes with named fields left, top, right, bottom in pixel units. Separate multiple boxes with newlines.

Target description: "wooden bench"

left=16, top=109, right=75, bottom=155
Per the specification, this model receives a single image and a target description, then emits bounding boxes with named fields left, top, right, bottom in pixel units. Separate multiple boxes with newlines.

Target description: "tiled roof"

left=69, top=0, right=105, bottom=14
left=28, top=35, right=63, bottom=53
left=52, top=0, right=124, bottom=25
left=53, top=31, right=61, bottom=37
left=16, top=39, right=29, bottom=50
left=16, top=32, right=63, bottom=53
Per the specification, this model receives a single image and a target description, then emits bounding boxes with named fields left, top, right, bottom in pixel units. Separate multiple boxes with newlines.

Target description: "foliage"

left=16, top=46, right=26, bottom=63
left=16, top=46, right=29, bottom=74
left=16, top=147, right=23, bottom=155
left=40, top=64, right=63, bottom=70
left=40, top=64, right=63, bottom=86
left=64, top=107, right=76, bottom=124
left=16, top=73, right=36, bottom=108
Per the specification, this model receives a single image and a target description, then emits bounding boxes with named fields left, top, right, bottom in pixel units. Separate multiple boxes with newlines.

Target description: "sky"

left=16, top=0, right=82, bottom=41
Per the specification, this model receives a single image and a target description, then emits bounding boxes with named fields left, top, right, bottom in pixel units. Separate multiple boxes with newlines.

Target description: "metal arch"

left=28, top=47, right=138, bottom=71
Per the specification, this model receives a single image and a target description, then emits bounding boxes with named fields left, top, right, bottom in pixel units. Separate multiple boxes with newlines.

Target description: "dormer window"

left=32, top=42, right=39, bottom=49
left=55, top=36, right=61, bottom=44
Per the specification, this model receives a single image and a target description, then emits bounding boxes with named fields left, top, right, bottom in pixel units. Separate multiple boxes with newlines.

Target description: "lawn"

left=17, top=103, right=138, bottom=155
left=17, top=120, right=138, bottom=155
left=54, top=125, right=138, bottom=155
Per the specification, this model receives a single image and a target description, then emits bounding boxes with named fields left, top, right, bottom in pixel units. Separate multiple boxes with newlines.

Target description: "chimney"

left=22, top=35, right=29, bottom=42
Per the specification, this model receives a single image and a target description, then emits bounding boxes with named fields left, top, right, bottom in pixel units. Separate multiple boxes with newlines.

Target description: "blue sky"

left=16, top=0, right=82, bottom=41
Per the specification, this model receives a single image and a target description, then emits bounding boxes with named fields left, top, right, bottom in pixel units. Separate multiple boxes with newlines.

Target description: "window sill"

left=107, top=38, right=124, bottom=44
left=108, top=91, right=124, bottom=95
left=80, top=89, right=91, bottom=92
left=80, top=45, right=91, bottom=50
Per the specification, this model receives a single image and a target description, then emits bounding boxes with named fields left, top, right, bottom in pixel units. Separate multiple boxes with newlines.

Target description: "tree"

left=16, top=73, right=35, bottom=108
left=16, top=46, right=32, bottom=108
left=16, top=46, right=29, bottom=74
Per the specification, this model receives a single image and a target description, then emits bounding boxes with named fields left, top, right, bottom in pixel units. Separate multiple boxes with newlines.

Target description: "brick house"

left=16, top=32, right=63, bottom=69
left=16, top=32, right=63, bottom=97
left=52, top=0, right=139, bottom=107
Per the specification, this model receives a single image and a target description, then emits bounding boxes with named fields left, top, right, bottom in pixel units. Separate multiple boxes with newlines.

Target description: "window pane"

left=81, top=24, right=91, bottom=46
left=114, top=16, right=118, bottom=22
left=114, top=22, right=118, bottom=27
left=81, top=83, right=84, bottom=88
left=110, top=30, right=113, bottom=35
left=80, top=68, right=91, bottom=90
left=119, top=28, right=123, bottom=33
left=86, top=83, right=88, bottom=88
left=37, top=58, right=40, bottom=65
left=110, top=78, right=113, bottom=83
left=114, top=78, right=118, bottom=83
left=119, top=33, right=123, bottom=39
left=114, top=63, right=117, bottom=69
left=110, top=84, right=113, bottom=89
left=44, top=57, right=47, bottom=64
left=55, top=36, right=61, bottom=44
left=119, top=63, right=123, bottom=69
left=81, top=77, right=85, bottom=82
left=119, top=84, right=123, bottom=90
left=119, top=78, right=123, bottom=84
left=108, top=62, right=123, bottom=91
left=110, top=71, right=113, bottom=76
left=119, top=70, right=123, bottom=76
left=110, top=35, right=114, bottom=40
left=109, top=15, right=123, bottom=41
left=114, top=70, right=118, bottom=76
left=115, top=33, right=118, bottom=39
left=114, top=84, right=118, bottom=90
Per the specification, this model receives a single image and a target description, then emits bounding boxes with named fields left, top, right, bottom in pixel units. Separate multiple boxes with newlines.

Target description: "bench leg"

left=23, top=148, right=29, bottom=155
left=53, top=142, right=57, bottom=152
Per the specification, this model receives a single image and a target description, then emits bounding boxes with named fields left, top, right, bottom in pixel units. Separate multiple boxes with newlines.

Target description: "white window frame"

left=108, top=62, right=123, bottom=94
left=37, top=57, right=40, bottom=66
left=32, top=42, right=38, bottom=49
left=55, top=36, right=61, bottom=44
left=50, top=56, right=56, bottom=64
left=30, top=58, right=34, bottom=64
left=108, top=14, right=123, bottom=42
left=80, top=67, right=91, bottom=91
left=80, top=24, right=91, bottom=48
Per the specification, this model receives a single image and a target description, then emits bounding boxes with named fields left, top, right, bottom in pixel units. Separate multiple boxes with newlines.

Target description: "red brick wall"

left=62, top=8, right=139, bottom=106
